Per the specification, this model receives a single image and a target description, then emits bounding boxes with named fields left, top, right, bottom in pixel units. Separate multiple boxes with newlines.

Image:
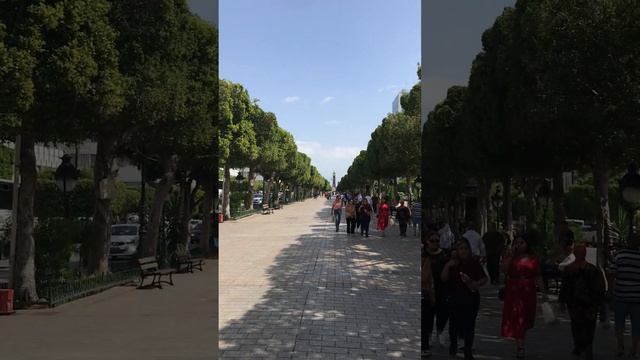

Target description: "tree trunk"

left=406, top=175, right=413, bottom=202
left=201, top=179, right=213, bottom=255
left=592, top=152, right=611, bottom=255
left=244, top=167, right=255, bottom=210
left=523, top=177, right=538, bottom=229
left=552, top=170, right=567, bottom=240
left=476, top=178, right=490, bottom=235
left=89, top=133, right=116, bottom=275
left=504, top=177, right=513, bottom=235
left=143, top=156, right=177, bottom=257
left=222, top=165, right=231, bottom=219
left=179, top=181, right=191, bottom=248
left=14, top=133, right=39, bottom=305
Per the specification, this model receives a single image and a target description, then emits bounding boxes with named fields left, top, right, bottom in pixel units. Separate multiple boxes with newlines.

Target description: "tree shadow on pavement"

left=219, top=204, right=421, bottom=359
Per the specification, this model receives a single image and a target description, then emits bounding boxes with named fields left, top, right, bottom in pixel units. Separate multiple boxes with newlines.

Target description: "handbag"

left=541, top=301, right=557, bottom=324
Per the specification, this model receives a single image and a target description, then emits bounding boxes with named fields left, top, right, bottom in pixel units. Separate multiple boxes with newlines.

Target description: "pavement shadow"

left=219, top=200, right=421, bottom=358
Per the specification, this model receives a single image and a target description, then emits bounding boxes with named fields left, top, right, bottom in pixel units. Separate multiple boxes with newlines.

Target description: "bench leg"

left=138, top=275, right=145, bottom=289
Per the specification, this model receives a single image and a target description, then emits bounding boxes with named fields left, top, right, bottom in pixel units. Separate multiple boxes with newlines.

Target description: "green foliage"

left=0, top=145, right=12, bottom=178
left=34, top=218, right=90, bottom=282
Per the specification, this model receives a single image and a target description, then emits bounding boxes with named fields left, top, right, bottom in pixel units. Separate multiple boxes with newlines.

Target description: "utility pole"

left=8, top=135, right=21, bottom=290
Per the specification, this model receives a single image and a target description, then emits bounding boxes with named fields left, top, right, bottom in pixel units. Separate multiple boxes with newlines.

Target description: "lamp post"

left=54, top=154, right=78, bottom=219
left=620, top=163, right=640, bottom=244
left=538, top=179, right=552, bottom=238
left=491, top=185, right=504, bottom=229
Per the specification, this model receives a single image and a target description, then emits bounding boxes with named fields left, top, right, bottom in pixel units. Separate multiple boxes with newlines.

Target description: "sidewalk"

left=1, top=259, right=217, bottom=360
left=219, top=198, right=421, bottom=359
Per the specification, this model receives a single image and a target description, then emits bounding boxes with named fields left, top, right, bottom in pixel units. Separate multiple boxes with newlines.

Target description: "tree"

left=1, top=0, right=125, bottom=303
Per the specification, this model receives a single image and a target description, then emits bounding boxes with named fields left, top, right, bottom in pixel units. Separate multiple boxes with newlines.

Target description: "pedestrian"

left=396, top=201, right=411, bottom=237
left=355, top=198, right=362, bottom=231
left=372, top=193, right=379, bottom=214
left=422, top=243, right=436, bottom=358
left=359, top=198, right=373, bottom=237
left=441, top=238, right=488, bottom=360
left=411, top=200, right=422, bottom=236
left=438, top=221, right=455, bottom=252
left=482, top=223, right=505, bottom=284
left=462, top=222, right=486, bottom=261
left=609, top=234, right=640, bottom=358
left=422, top=230, right=450, bottom=355
left=377, top=198, right=390, bottom=236
left=345, top=199, right=357, bottom=235
left=501, top=232, right=548, bottom=359
left=332, top=196, right=343, bottom=232
left=559, top=244, right=606, bottom=360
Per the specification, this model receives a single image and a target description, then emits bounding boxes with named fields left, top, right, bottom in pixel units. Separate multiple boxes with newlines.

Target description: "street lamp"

left=54, top=154, right=78, bottom=219
left=620, top=163, right=640, bottom=242
left=491, top=184, right=504, bottom=229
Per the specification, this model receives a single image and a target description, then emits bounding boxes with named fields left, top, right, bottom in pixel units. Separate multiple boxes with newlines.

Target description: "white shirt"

left=462, top=230, right=486, bottom=257
left=558, top=253, right=576, bottom=271
left=365, top=195, right=372, bottom=206
left=438, top=225, right=455, bottom=250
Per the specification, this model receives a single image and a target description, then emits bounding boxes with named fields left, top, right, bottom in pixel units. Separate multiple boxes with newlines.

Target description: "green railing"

left=40, top=269, right=139, bottom=307
left=230, top=208, right=260, bottom=219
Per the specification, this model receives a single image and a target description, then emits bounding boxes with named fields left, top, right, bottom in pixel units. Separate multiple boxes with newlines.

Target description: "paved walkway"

left=1, top=259, right=217, bottom=360
left=219, top=198, right=421, bottom=359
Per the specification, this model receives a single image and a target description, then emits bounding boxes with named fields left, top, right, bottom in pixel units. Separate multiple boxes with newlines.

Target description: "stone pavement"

left=219, top=198, right=421, bottom=359
left=1, top=258, right=217, bottom=360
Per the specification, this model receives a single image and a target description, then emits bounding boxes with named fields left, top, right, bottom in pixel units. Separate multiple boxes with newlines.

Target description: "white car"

left=109, top=224, right=140, bottom=259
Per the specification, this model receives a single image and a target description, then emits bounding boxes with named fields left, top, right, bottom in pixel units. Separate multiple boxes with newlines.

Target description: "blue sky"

left=187, top=0, right=218, bottom=25
left=220, top=0, right=420, bottom=182
left=422, top=0, right=515, bottom=116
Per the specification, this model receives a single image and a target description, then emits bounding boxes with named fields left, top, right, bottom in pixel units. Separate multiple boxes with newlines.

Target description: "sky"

left=422, top=0, right=516, bottom=119
left=220, top=0, right=420, bottom=183
left=187, top=0, right=218, bottom=25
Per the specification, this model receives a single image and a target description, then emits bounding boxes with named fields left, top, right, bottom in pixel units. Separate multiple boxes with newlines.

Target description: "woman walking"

left=559, top=244, right=606, bottom=360
left=422, top=230, right=450, bottom=356
left=332, top=196, right=343, bottom=232
left=377, top=198, right=390, bottom=236
left=345, top=200, right=357, bottom=235
left=359, top=198, right=372, bottom=237
left=442, top=238, right=488, bottom=360
left=422, top=244, right=436, bottom=358
left=501, top=232, right=548, bottom=359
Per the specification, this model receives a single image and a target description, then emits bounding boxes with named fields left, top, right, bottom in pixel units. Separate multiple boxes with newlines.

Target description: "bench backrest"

left=138, top=256, right=158, bottom=271
left=174, top=244, right=191, bottom=260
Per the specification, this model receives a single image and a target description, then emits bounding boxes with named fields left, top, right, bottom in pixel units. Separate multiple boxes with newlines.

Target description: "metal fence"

left=39, top=268, right=138, bottom=307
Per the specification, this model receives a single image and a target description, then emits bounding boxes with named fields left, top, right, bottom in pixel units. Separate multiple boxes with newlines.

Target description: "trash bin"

left=0, top=289, right=15, bottom=315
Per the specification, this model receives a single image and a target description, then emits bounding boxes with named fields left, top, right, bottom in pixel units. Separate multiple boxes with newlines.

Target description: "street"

left=219, top=197, right=421, bottom=359
left=0, top=258, right=217, bottom=360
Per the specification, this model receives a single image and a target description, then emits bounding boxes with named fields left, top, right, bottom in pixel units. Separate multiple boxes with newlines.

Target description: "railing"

left=230, top=208, right=260, bottom=220
left=39, top=269, right=138, bottom=307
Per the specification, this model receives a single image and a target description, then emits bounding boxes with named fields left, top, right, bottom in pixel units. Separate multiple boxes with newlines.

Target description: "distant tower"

left=332, top=172, right=336, bottom=188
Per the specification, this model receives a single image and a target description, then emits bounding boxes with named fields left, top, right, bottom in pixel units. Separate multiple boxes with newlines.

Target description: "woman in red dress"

left=501, top=232, right=548, bottom=359
left=377, top=199, right=390, bottom=236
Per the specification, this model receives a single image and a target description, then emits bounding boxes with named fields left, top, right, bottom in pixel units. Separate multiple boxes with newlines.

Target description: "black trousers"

left=449, top=294, right=480, bottom=357
left=399, top=222, right=408, bottom=236
left=486, top=253, right=500, bottom=284
left=360, top=216, right=370, bottom=235
left=569, top=307, right=597, bottom=357
left=346, top=217, right=356, bottom=233
left=422, top=293, right=450, bottom=350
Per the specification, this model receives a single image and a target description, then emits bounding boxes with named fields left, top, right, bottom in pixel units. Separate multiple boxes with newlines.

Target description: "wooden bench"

left=262, top=204, right=274, bottom=214
left=174, top=245, right=204, bottom=273
left=137, top=257, right=175, bottom=289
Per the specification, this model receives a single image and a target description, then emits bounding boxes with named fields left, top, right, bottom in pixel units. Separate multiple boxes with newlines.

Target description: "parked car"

left=109, top=224, right=140, bottom=259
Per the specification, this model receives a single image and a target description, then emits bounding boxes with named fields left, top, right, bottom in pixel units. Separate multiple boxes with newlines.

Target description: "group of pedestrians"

left=331, top=192, right=421, bottom=238
left=422, top=218, right=640, bottom=360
